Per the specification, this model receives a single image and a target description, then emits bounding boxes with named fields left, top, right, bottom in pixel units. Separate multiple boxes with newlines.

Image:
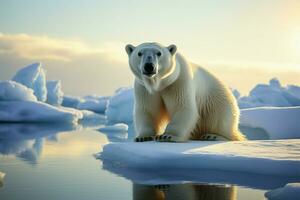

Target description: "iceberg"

left=77, top=96, right=109, bottom=114
left=238, top=78, right=300, bottom=108
left=0, top=101, right=82, bottom=123
left=105, top=87, right=134, bottom=124
left=79, top=110, right=106, bottom=127
left=265, top=183, right=300, bottom=200
left=231, top=88, right=240, bottom=99
left=62, top=95, right=109, bottom=114
left=98, top=123, right=129, bottom=142
left=0, top=80, right=37, bottom=101
left=286, top=85, right=300, bottom=99
left=99, top=123, right=128, bottom=133
left=62, top=95, right=82, bottom=108
left=12, top=62, right=47, bottom=102
left=46, top=80, right=63, bottom=106
left=99, top=140, right=300, bottom=177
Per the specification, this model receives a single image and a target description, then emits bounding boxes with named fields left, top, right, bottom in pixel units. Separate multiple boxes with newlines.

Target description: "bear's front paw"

left=155, top=134, right=186, bottom=142
left=134, top=136, right=154, bottom=142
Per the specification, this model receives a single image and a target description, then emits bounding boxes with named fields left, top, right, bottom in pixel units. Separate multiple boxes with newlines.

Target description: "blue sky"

left=0, top=0, right=299, bottom=95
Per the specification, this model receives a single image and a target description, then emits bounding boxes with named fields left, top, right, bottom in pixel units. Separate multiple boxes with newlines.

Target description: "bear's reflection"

left=133, top=183, right=236, bottom=200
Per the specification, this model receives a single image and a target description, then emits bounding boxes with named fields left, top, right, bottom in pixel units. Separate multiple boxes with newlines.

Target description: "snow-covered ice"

left=265, top=183, right=300, bottom=200
left=0, top=101, right=82, bottom=123
left=0, top=81, right=37, bottom=101
left=99, top=140, right=300, bottom=177
left=105, top=87, right=134, bottom=124
left=12, top=62, right=47, bottom=102
left=46, top=80, right=63, bottom=106
left=240, top=107, right=300, bottom=139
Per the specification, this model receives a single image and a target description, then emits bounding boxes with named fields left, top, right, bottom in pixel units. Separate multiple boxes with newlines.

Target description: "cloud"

left=0, top=33, right=132, bottom=96
left=0, top=33, right=125, bottom=62
left=0, top=33, right=299, bottom=96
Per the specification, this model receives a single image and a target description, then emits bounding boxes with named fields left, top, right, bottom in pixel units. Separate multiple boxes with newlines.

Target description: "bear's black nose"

left=143, top=62, right=155, bottom=75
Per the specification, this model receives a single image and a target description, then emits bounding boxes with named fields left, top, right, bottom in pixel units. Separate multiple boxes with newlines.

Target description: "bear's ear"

left=167, top=44, right=177, bottom=55
left=125, top=44, right=135, bottom=56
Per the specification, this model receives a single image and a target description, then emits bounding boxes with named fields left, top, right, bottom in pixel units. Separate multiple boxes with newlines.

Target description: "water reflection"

left=133, top=184, right=236, bottom=200
left=0, top=123, right=77, bottom=164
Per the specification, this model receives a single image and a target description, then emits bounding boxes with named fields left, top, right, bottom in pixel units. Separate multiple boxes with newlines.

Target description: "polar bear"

left=125, top=42, right=246, bottom=142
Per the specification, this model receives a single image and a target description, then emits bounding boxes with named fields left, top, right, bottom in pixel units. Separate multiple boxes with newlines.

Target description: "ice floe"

left=99, top=140, right=300, bottom=177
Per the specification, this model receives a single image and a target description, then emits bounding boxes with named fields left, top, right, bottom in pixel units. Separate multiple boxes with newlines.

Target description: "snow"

left=240, top=107, right=300, bottom=139
left=99, top=140, right=300, bottom=178
left=238, top=78, right=300, bottom=108
left=105, top=87, right=134, bottom=124
left=46, top=80, right=63, bottom=106
left=0, top=81, right=37, bottom=101
left=12, top=62, right=47, bottom=102
left=0, top=101, right=82, bottom=123
left=265, top=183, right=300, bottom=200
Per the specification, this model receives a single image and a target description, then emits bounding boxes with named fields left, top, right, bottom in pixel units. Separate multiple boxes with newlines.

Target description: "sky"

left=0, top=0, right=299, bottom=96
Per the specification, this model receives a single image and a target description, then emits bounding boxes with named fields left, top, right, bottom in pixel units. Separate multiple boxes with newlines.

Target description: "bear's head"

left=125, top=42, right=178, bottom=93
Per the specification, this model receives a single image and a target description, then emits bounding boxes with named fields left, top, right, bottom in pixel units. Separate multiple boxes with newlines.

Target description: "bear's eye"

left=157, top=52, right=162, bottom=57
left=138, top=52, right=142, bottom=57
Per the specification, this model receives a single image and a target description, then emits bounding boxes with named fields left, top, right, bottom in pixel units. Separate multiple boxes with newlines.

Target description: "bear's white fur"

left=125, top=42, right=246, bottom=142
